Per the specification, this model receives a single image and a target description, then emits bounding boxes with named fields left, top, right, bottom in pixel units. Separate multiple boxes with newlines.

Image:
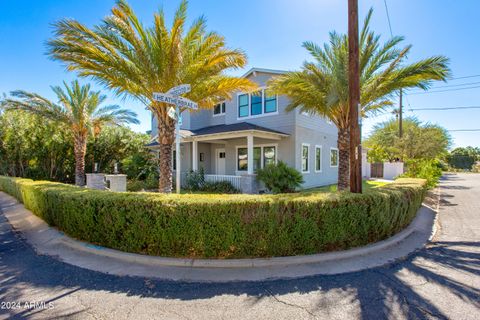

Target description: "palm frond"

left=268, top=7, right=450, bottom=130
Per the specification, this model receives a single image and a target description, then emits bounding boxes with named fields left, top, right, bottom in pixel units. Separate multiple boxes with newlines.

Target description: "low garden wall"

left=0, top=176, right=426, bottom=258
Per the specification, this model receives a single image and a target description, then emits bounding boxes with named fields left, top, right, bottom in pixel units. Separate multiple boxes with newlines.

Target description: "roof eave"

left=241, top=67, right=287, bottom=78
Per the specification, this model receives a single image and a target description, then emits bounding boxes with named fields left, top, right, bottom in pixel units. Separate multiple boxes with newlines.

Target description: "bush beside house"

left=0, top=176, right=426, bottom=258
left=257, top=161, right=304, bottom=194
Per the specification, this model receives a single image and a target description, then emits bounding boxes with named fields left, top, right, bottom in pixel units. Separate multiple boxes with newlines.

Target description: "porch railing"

left=204, top=174, right=242, bottom=190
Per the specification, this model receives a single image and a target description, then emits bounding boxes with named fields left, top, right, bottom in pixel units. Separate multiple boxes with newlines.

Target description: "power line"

left=408, top=106, right=480, bottom=111
left=424, top=80, right=480, bottom=90
left=383, top=0, right=394, bottom=37
left=449, top=74, right=480, bottom=80
left=448, top=129, right=480, bottom=132
left=408, top=85, right=480, bottom=95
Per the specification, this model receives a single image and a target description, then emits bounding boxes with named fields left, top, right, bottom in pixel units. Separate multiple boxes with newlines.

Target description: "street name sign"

left=167, top=84, right=191, bottom=96
left=153, top=92, right=198, bottom=110
left=167, top=107, right=176, bottom=120
left=152, top=84, right=195, bottom=194
left=175, top=96, right=198, bottom=110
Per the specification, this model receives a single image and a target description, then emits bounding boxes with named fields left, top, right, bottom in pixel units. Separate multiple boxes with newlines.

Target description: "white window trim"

left=235, top=144, right=278, bottom=174
left=213, top=102, right=226, bottom=117
left=315, top=145, right=323, bottom=173
left=236, top=87, right=279, bottom=120
left=330, top=147, right=339, bottom=168
left=301, top=143, right=310, bottom=173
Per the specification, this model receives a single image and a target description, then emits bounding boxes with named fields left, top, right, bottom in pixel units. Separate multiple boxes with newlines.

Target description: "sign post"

left=153, top=85, right=196, bottom=193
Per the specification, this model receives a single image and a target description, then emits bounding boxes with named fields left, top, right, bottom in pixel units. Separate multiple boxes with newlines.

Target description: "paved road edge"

left=0, top=191, right=437, bottom=282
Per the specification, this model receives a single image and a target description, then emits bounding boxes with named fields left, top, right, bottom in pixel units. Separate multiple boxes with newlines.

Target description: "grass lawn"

left=301, top=179, right=390, bottom=194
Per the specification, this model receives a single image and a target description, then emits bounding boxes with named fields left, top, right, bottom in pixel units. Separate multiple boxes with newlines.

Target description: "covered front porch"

left=177, top=123, right=289, bottom=193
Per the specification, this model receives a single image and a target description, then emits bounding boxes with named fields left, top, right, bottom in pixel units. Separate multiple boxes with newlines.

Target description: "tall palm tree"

left=46, top=0, right=256, bottom=193
left=2, top=80, right=139, bottom=186
left=268, top=9, right=450, bottom=190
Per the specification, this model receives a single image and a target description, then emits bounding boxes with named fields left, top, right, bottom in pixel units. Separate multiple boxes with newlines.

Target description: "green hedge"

left=0, top=176, right=426, bottom=258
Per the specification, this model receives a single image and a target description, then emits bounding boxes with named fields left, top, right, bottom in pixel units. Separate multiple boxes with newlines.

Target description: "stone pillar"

left=105, top=174, right=127, bottom=192
left=247, top=134, right=254, bottom=175
left=192, top=140, right=198, bottom=171
left=86, top=173, right=106, bottom=190
left=240, top=174, right=259, bottom=194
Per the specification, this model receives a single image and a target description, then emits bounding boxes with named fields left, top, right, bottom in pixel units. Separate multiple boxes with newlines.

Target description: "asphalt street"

left=1, top=173, right=479, bottom=320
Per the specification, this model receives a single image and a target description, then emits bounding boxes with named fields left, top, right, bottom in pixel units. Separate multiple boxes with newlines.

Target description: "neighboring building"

left=148, top=68, right=338, bottom=193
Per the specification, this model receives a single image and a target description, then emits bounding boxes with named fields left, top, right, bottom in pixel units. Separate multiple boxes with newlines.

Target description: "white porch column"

left=192, top=140, right=198, bottom=171
left=247, top=134, right=254, bottom=174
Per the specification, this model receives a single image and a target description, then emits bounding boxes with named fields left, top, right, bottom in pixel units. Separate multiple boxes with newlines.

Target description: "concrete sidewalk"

left=0, top=191, right=437, bottom=282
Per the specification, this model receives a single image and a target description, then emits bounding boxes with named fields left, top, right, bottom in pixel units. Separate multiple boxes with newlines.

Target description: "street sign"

left=167, top=84, right=191, bottom=97
left=175, top=96, right=198, bottom=110
left=152, top=85, right=196, bottom=194
left=152, top=92, right=198, bottom=110
left=153, top=92, right=176, bottom=104
left=167, top=107, right=176, bottom=120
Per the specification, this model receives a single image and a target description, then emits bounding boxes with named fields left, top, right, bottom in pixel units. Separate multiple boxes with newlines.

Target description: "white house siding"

left=294, top=125, right=339, bottom=188
left=150, top=69, right=340, bottom=190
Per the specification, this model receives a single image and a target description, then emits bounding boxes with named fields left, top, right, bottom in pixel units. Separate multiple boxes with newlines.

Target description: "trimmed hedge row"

left=0, top=176, right=426, bottom=258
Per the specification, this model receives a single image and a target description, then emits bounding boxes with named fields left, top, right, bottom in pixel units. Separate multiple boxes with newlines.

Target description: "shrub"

left=0, top=176, right=426, bottom=259
left=257, top=161, right=304, bottom=194
left=184, top=167, right=205, bottom=191
left=183, top=168, right=238, bottom=194
left=446, top=154, right=476, bottom=170
left=127, top=179, right=146, bottom=192
left=399, top=159, right=442, bottom=188
left=201, top=181, right=239, bottom=194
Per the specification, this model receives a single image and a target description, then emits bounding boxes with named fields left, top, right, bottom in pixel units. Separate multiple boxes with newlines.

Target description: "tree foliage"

left=267, top=8, right=450, bottom=190
left=1, top=80, right=139, bottom=185
left=446, top=146, right=480, bottom=169
left=47, top=0, right=257, bottom=192
left=0, top=110, right=153, bottom=183
left=364, top=117, right=451, bottom=162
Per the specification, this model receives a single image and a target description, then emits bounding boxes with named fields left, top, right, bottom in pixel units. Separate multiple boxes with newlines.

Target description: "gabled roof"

left=241, top=67, right=287, bottom=78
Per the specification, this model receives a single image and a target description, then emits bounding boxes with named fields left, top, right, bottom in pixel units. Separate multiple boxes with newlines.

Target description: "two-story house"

left=148, top=68, right=339, bottom=193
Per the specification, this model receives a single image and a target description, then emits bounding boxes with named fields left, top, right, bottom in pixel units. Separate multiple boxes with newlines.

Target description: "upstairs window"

left=251, top=91, right=263, bottom=116
left=238, top=94, right=249, bottom=118
left=264, top=90, right=277, bottom=113
left=213, top=102, right=226, bottom=116
left=238, top=89, right=277, bottom=118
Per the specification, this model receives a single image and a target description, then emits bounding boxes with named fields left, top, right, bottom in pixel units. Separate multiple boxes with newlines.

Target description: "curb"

left=0, top=191, right=437, bottom=282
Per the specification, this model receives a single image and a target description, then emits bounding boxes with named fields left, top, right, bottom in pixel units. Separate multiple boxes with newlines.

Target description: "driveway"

left=1, top=173, right=479, bottom=320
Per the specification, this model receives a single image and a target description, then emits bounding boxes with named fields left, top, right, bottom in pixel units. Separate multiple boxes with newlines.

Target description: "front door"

left=216, top=149, right=226, bottom=175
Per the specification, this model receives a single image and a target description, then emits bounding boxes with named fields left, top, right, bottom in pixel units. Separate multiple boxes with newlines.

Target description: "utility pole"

left=399, top=89, right=403, bottom=138
left=348, top=0, right=362, bottom=193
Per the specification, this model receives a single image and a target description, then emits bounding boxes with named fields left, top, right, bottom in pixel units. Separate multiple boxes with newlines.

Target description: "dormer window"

left=238, top=88, right=277, bottom=118
left=213, top=102, right=226, bottom=116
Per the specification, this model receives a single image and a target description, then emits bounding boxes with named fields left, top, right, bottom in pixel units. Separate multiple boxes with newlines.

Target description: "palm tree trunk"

left=157, top=116, right=175, bottom=193
left=337, top=127, right=350, bottom=191
left=74, top=133, right=87, bottom=186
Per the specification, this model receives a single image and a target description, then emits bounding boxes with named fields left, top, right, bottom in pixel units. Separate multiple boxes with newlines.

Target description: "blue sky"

left=1, top=0, right=479, bottom=148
